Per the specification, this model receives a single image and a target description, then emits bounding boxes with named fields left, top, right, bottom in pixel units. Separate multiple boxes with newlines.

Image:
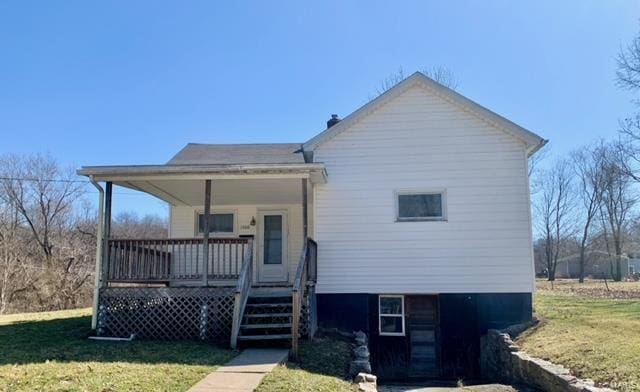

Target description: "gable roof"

left=303, top=72, right=547, bottom=156
left=167, top=143, right=304, bottom=165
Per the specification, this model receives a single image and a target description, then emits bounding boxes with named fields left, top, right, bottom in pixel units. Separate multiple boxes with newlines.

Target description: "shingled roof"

left=167, top=143, right=305, bottom=165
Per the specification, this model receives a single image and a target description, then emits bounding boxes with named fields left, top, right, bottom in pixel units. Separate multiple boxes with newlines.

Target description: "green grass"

left=256, top=334, right=357, bottom=392
left=0, top=308, right=235, bottom=392
left=519, top=289, right=640, bottom=392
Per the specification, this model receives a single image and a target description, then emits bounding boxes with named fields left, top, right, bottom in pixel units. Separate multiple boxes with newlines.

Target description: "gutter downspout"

left=89, top=177, right=104, bottom=330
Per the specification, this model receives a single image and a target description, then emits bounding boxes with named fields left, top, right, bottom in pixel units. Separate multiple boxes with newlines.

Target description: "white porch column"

left=302, top=178, right=308, bottom=241
left=89, top=179, right=104, bottom=330
left=101, top=182, right=112, bottom=288
left=202, top=179, right=212, bottom=286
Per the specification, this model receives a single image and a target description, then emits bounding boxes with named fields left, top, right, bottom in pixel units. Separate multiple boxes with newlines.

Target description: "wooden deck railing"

left=291, top=238, right=318, bottom=358
left=106, top=238, right=251, bottom=283
left=230, top=240, right=254, bottom=349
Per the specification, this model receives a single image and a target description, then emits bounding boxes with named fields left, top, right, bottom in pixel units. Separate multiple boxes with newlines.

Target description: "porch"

left=78, top=161, right=326, bottom=355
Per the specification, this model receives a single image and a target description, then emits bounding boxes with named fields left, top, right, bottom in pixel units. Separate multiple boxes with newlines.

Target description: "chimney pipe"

left=327, top=114, right=341, bottom=128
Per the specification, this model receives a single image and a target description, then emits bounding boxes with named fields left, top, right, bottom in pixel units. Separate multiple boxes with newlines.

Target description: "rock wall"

left=350, top=331, right=377, bottom=392
left=480, top=322, right=616, bottom=392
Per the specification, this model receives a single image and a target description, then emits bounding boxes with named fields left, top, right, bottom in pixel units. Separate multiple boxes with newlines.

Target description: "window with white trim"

left=379, top=295, right=405, bottom=336
left=196, top=213, right=235, bottom=234
left=396, top=191, right=445, bottom=221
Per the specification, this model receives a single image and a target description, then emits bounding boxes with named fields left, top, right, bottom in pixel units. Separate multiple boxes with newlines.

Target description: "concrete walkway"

left=188, top=348, right=289, bottom=392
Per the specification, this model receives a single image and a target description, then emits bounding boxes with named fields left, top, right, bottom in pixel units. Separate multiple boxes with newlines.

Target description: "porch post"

left=202, top=179, right=212, bottom=286
left=89, top=179, right=104, bottom=330
left=302, top=178, right=308, bottom=240
left=101, top=181, right=112, bottom=289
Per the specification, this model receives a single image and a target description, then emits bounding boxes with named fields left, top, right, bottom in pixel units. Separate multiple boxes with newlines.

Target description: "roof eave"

left=77, top=163, right=328, bottom=183
left=526, top=138, right=549, bottom=158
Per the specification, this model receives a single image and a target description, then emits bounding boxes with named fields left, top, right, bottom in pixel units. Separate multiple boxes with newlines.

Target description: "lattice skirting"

left=97, top=287, right=236, bottom=343
left=299, top=284, right=316, bottom=338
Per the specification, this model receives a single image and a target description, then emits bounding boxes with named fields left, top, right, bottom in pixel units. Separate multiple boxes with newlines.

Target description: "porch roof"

left=78, top=162, right=326, bottom=182
left=77, top=163, right=325, bottom=206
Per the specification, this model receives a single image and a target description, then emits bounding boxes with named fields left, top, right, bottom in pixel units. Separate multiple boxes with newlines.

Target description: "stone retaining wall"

left=480, top=321, right=616, bottom=392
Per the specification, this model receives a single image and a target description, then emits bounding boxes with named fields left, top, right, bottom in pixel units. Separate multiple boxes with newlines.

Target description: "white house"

left=79, top=72, right=546, bottom=380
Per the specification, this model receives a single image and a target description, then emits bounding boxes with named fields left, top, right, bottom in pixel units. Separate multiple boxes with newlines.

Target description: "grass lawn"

left=256, top=334, right=357, bottom=392
left=0, top=308, right=235, bottom=392
left=518, top=280, right=640, bottom=392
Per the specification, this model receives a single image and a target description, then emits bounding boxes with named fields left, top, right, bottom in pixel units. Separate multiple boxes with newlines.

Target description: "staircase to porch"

left=238, top=290, right=294, bottom=344
left=229, top=238, right=317, bottom=357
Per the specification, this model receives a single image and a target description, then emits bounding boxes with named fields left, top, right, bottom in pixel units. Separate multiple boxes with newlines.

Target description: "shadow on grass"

left=0, top=315, right=233, bottom=367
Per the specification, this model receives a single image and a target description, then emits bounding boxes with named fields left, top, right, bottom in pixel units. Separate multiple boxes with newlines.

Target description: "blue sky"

left=1, top=1, right=638, bottom=216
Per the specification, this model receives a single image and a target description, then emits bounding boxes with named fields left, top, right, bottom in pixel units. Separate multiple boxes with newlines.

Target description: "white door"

left=257, top=210, right=288, bottom=283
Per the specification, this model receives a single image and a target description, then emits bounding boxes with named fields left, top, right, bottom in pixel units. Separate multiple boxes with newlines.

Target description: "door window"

left=263, top=215, right=283, bottom=265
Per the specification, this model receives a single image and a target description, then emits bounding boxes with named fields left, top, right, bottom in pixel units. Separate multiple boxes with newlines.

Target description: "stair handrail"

left=230, top=239, right=253, bottom=349
left=291, top=238, right=311, bottom=358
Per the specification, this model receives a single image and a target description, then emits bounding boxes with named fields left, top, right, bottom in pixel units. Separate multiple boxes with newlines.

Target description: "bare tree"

left=375, top=66, right=459, bottom=97
left=617, top=30, right=640, bottom=92
left=528, top=143, right=550, bottom=200
left=0, top=154, right=85, bottom=266
left=0, top=203, right=39, bottom=314
left=536, top=159, right=575, bottom=281
left=571, top=142, right=605, bottom=283
left=112, top=212, right=168, bottom=239
left=423, top=66, right=459, bottom=90
left=0, top=153, right=171, bottom=313
left=597, top=143, right=636, bottom=281
left=528, top=143, right=549, bottom=179
left=616, top=27, right=640, bottom=181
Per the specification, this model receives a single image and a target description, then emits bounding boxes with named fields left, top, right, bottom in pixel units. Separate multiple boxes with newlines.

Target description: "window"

left=197, top=213, right=235, bottom=234
left=379, top=295, right=405, bottom=336
left=396, top=191, right=445, bottom=221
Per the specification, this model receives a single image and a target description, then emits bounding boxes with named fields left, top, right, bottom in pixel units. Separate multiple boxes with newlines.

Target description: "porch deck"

left=97, top=235, right=317, bottom=355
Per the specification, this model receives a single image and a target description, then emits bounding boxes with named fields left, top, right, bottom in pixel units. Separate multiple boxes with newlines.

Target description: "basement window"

left=197, top=213, right=235, bottom=235
left=396, top=191, right=446, bottom=221
left=379, top=295, right=405, bottom=336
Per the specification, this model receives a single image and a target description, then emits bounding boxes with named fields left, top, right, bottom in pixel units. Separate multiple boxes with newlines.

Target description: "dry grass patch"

left=536, top=279, right=640, bottom=299
left=519, top=290, right=640, bottom=391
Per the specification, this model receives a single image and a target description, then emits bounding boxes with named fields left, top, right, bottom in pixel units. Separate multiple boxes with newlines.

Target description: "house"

left=625, top=252, right=640, bottom=277
left=554, top=250, right=630, bottom=279
left=78, top=72, right=546, bottom=380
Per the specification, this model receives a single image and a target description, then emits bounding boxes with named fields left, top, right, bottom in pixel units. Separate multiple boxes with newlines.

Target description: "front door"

left=257, top=210, right=288, bottom=283
left=406, top=295, right=440, bottom=378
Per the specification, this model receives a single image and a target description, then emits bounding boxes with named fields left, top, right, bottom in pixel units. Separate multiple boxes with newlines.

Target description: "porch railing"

left=291, top=238, right=318, bottom=358
left=106, top=238, right=251, bottom=283
left=230, top=240, right=254, bottom=349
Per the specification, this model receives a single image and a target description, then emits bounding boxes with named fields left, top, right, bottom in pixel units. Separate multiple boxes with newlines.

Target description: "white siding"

left=314, top=86, right=533, bottom=294
left=170, top=203, right=311, bottom=284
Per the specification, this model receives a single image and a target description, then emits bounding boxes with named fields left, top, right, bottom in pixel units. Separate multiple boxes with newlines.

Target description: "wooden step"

left=237, top=334, right=292, bottom=341
left=245, top=303, right=291, bottom=308
left=241, top=323, right=291, bottom=329
left=244, top=313, right=292, bottom=318
left=249, top=291, right=292, bottom=298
